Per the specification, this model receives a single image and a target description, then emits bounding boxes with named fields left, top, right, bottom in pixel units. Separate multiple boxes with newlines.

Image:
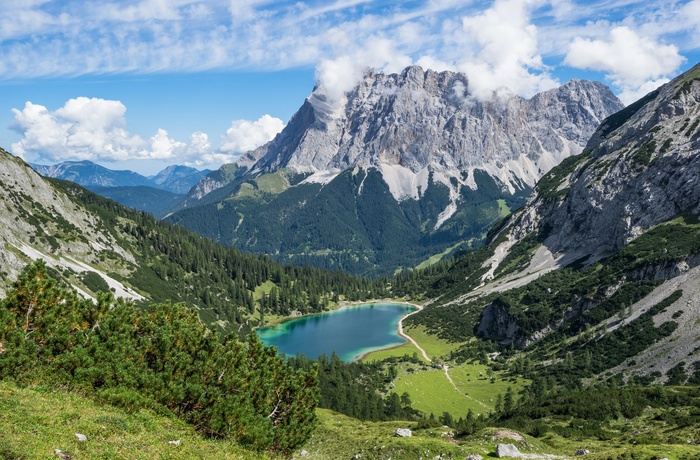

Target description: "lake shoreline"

left=258, top=300, right=424, bottom=362
left=351, top=300, right=427, bottom=362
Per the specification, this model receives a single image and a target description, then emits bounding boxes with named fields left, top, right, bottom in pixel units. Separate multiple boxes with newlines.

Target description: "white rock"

left=394, top=428, right=412, bottom=437
left=75, top=433, right=87, bottom=442
left=168, top=440, right=181, bottom=446
left=495, top=443, right=520, bottom=458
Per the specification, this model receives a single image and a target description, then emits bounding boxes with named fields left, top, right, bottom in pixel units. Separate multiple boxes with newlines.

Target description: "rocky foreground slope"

left=0, top=150, right=142, bottom=300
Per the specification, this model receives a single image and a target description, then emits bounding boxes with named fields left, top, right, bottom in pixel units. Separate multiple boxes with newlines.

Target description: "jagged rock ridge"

left=241, top=65, right=623, bottom=206
left=511, top=63, right=700, bottom=262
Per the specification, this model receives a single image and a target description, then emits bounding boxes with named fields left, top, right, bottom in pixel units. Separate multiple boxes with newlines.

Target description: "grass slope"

left=4, top=381, right=699, bottom=460
left=0, top=382, right=266, bottom=460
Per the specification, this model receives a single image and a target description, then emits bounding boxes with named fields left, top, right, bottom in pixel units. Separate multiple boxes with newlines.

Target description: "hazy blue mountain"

left=32, top=160, right=209, bottom=215
left=87, top=185, right=184, bottom=218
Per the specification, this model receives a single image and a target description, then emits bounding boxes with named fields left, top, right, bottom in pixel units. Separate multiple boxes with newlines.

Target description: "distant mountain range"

left=166, top=66, right=624, bottom=275
left=31, top=160, right=210, bottom=217
left=32, top=160, right=209, bottom=194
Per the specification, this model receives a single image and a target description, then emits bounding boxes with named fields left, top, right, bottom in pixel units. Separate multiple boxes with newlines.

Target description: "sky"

left=0, top=0, right=698, bottom=175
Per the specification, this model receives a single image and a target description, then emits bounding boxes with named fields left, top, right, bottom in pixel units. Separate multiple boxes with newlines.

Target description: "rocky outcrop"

left=507, top=63, right=700, bottom=262
left=476, top=300, right=519, bottom=345
left=394, top=428, right=412, bottom=437
left=0, top=149, right=141, bottom=300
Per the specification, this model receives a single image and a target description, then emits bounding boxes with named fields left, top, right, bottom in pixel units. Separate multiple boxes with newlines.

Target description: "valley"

left=2, top=60, right=700, bottom=460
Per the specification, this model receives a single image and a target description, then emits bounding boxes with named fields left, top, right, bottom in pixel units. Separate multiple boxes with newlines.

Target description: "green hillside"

left=167, top=168, right=528, bottom=276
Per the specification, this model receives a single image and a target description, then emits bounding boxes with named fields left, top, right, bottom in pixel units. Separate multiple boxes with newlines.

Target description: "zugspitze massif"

left=170, top=65, right=624, bottom=275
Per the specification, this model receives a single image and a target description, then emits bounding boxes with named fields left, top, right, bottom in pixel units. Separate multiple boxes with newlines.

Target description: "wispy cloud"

left=0, top=1, right=694, bottom=98
left=2, top=0, right=698, bottom=167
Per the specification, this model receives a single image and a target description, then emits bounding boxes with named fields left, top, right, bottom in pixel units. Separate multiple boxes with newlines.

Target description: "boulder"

left=575, top=448, right=590, bottom=456
left=466, top=454, right=483, bottom=460
left=495, top=443, right=520, bottom=458
left=394, top=428, right=412, bottom=437
left=74, top=433, right=87, bottom=443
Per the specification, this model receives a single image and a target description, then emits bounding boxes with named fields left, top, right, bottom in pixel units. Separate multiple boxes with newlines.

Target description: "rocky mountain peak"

left=240, top=65, right=623, bottom=203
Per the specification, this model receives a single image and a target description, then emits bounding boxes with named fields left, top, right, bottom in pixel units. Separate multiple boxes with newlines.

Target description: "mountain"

left=33, top=160, right=209, bottom=193
left=32, top=160, right=152, bottom=188
left=400, top=62, right=700, bottom=383
left=87, top=185, right=183, bottom=218
left=148, top=164, right=211, bottom=194
left=32, top=160, right=210, bottom=215
left=0, top=147, right=384, bottom=336
left=168, top=66, right=624, bottom=275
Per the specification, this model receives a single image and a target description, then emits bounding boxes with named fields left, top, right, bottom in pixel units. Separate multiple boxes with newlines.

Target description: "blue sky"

left=0, top=0, right=698, bottom=175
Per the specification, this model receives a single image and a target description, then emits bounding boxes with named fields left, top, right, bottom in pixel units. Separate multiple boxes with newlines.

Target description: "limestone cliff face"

left=509, top=63, right=700, bottom=262
left=242, top=66, right=623, bottom=202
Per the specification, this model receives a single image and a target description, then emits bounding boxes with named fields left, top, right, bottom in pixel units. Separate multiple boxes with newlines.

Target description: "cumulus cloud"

left=11, top=98, right=144, bottom=161
left=457, top=0, right=558, bottom=100
left=315, top=37, right=412, bottom=107
left=220, top=114, right=285, bottom=154
left=10, top=97, right=283, bottom=168
left=565, top=26, right=685, bottom=103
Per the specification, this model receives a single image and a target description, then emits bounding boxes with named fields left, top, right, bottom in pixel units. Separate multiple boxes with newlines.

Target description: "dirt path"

left=398, top=305, right=491, bottom=411
left=397, top=304, right=431, bottom=363
left=443, top=367, right=491, bottom=411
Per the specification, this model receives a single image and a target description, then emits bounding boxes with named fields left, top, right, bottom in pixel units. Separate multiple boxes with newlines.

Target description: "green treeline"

left=50, top=179, right=388, bottom=335
left=495, top=379, right=700, bottom=441
left=288, top=353, right=419, bottom=421
left=0, top=261, right=318, bottom=455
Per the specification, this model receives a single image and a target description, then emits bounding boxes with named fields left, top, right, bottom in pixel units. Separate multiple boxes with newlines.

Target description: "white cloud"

left=10, top=97, right=282, bottom=168
left=565, top=26, right=685, bottom=103
left=1, top=1, right=698, bottom=132
left=315, top=37, right=412, bottom=107
left=457, top=0, right=558, bottom=100
left=220, top=114, right=285, bottom=154
left=11, top=98, right=145, bottom=161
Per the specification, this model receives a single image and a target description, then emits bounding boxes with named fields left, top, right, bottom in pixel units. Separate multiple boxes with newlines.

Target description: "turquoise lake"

left=256, top=303, right=416, bottom=362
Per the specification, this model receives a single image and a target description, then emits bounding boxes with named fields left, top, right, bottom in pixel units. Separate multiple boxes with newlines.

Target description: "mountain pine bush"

left=0, top=260, right=318, bottom=454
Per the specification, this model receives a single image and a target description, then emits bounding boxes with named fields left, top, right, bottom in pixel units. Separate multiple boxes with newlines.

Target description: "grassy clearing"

left=252, top=280, right=276, bottom=302
left=360, top=342, right=425, bottom=363
left=301, top=409, right=490, bottom=460
left=415, top=241, right=464, bottom=270
left=405, top=325, right=463, bottom=359
left=392, top=364, right=474, bottom=418
left=497, top=198, right=510, bottom=217
left=447, top=362, right=529, bottom=413
left=0, top=382, right=267, bottom=460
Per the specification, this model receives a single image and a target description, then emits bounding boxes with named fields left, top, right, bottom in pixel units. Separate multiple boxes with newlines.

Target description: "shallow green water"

left=256, top=303, right=415, bottom=361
